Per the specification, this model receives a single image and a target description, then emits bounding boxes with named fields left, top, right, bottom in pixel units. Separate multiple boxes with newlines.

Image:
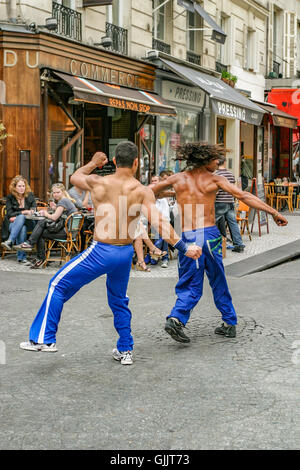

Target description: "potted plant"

left=221, top=70, right=231, bottom=85
left=230, top=75, right=238, bottom=87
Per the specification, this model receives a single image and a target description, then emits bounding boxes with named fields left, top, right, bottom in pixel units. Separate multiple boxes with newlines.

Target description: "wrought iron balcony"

left=152, top=38, right=171, bottom=54
left=106, top=22, right=128, bottom=55
left=52, top=1, right=82, bottom=41
left=187, top=51, right=201, bottom=66
left=216, top=61, right=228, bottom=73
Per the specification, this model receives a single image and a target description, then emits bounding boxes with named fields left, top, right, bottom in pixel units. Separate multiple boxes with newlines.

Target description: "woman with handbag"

left=1, top=175, right=36, bottom=263
left=16, top=183, right=77, bottom=269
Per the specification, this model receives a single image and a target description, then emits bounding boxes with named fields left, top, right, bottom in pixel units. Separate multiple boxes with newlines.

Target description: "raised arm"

left=70, top=152, right=108, bottom=191
left=150, top=175, right=177, bottom=197
left=141, top=188, right=202, bottom=260
left=216, top=176, right=288, bottom=226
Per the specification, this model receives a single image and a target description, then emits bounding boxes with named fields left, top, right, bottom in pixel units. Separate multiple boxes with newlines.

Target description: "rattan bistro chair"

left=43, top=212, right=84, bottom=267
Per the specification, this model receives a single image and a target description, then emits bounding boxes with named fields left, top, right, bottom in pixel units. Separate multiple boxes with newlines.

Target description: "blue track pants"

left=28, top=241, right=134, bottom=351
left=168, top=226, right=237, bottom=326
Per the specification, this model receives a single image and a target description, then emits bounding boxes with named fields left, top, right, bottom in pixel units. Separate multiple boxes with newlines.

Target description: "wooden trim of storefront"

left=0, top=30, right=159, bottom=198
left=0, top=31, right=156, bottom=91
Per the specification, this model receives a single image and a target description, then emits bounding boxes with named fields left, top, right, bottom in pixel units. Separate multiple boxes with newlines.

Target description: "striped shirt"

left=215, top=169, right=235, bottom=203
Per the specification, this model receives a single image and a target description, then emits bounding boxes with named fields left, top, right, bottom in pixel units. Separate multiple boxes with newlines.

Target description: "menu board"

left=248, top=178, right=269, bottom=236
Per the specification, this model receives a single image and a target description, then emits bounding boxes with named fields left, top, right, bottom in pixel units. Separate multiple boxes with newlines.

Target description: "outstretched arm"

left=216, top=176, right=288, bottom=226
left=141, top=188, right=202, bottom=260
left=70, top=152, right=108, bottom=191
left=151, top=175, right=176, bottom=197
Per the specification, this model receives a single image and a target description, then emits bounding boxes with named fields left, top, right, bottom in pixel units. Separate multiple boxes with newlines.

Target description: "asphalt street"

left=0, top=257, right=299, bottom=450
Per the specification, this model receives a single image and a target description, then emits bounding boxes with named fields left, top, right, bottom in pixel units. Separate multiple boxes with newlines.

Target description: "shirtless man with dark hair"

left=19, top=141, right=202, bottom=365
left=152, top=143, right=288, bottom=343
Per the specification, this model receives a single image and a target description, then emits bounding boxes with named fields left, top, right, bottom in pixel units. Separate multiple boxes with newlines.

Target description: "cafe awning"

left=54, top=71, right=177, bottom=116
left=254, top=101, right=298, bottom=129
left=160, top=58, right=264, bottom=125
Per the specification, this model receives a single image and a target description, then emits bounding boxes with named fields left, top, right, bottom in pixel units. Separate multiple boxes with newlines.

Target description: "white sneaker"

left=161, top=260, right=169, bottom=268
left=20, top=341, right=58, bottom=353
left=112, top=348, right=133, bottom=365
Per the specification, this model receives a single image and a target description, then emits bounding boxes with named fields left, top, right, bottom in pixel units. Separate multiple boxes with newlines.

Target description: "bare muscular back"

left=90, top=174, right=146, bottom=245
left=158, top=169, right=220, bottom=231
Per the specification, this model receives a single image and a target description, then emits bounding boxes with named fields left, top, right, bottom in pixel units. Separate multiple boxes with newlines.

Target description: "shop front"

left=148, top=55, right=264, bottom=180
left=156, top=79, right=205, bottom=174
left=252, top=101, right=298, bottom=181
left=0, top=27, right=176, bottom=199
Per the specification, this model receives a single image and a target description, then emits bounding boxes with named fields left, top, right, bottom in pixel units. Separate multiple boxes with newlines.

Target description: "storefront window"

left=158, top=108, right=198, bottom=174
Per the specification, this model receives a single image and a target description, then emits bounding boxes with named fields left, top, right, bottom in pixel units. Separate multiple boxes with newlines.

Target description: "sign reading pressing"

left=83, top=1, right=113, bottom=6
left=211, top=99, right=263, bottom=126
left=162, top=81, right=204, bottom=107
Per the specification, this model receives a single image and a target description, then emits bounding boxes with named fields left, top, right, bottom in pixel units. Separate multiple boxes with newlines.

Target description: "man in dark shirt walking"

left=215, top=156, right=245, bottom=253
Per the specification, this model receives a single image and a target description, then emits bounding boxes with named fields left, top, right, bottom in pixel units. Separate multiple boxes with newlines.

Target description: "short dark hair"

left=218, top=156, right=226, bottom=166
left=159, top=170, right=169, bottom=178
left=115, top=141, right=138, bottom=168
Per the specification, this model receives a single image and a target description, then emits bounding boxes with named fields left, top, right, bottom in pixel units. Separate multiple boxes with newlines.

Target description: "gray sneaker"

left=161, top=260, right=169, bottom=268
left=1, top=240, right=13, bottom=251
left=112, top=348, right=133, bottom=365
left=165, top=317, right=190, bottom=343
left=20, top=341, right=58, bottom=352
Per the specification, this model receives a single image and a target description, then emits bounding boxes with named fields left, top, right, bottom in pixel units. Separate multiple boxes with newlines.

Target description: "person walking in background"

left=1, top=175, right=36, bottom=264
left=215, top=156, right=245, bottom=253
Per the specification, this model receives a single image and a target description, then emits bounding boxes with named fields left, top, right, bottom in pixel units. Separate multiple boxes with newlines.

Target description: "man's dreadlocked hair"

left=175, top=142, right=229, bottom=170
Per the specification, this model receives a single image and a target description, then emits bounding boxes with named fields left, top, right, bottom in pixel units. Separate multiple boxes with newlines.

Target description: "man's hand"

left=273, top=212, right=288, bottom=226
left=91, top=152, right=108, bottom=168
left=185, top=245, right=202, bottom=260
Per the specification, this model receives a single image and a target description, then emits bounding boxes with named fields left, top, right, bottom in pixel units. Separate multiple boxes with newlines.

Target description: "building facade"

left=0, top=0, right=299, bottom=199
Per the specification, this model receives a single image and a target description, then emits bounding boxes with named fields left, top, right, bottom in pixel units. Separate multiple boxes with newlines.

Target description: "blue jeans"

left=215, top=203, right=244, bottom=248
left=9, top=214, right=27, bottom=260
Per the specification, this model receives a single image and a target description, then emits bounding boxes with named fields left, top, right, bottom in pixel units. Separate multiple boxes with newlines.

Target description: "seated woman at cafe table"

left=1, top=175, right=37, bottom=264
left=16, top=183, right=77, bottom=269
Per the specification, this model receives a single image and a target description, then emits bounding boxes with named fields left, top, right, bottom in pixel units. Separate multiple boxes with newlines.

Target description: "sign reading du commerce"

left=211, top=99, right=263, bottom=126
left=162, top=81, right=204, bottom=107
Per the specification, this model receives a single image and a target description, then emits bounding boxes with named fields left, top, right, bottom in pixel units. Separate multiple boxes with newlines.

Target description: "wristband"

left=173, top=239, right=188, bottom=255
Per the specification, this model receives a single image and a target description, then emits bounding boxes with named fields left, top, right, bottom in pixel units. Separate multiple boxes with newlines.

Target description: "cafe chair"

left=296, top=194, right=300, bottom=210
left=265, top=183, right=276, bottom=208
left=83, top=229, right=94, bottom=250
left=276, top=185, right=294, bottom=213
left=236, top=201, right=252, bottom=241
left=43, top=212, right=84, bottom=267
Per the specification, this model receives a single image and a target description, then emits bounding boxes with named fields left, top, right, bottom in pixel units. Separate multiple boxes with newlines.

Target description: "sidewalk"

left=0, top=210, right=299, bottom=278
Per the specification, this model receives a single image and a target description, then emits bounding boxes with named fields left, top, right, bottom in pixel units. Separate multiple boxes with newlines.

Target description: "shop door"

left=84, top=105, right=107, bottom=165
left=217, top=118, right=226, bottom=147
